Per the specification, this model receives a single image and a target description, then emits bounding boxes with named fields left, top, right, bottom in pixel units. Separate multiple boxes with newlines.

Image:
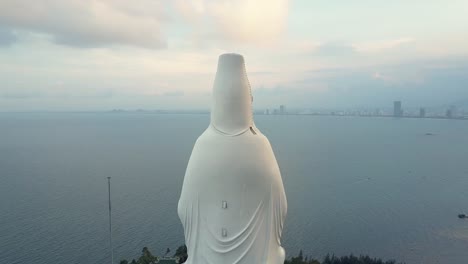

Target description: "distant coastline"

left=107, top=109, right=467, bottom=121
left=1, top=109, right=466, bottom=121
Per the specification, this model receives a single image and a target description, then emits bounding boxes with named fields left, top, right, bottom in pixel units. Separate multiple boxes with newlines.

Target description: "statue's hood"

left=210, top=53, right=253, bottom=136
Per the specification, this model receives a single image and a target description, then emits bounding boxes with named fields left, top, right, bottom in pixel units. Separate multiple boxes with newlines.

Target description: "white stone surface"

left=178, top=53, right=287, bottom=264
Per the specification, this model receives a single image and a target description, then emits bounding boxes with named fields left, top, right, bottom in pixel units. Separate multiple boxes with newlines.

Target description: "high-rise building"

left=419, top=108, right=426, bottom=118
left=450, top=105, right=458, bottom=118
left=446, top=109, right=453, bottom=118
left=374, top=109, right=381, bottom=116
left=393, top=101, right=402, bottom=117
left=279, top=105, right=285, bottom=114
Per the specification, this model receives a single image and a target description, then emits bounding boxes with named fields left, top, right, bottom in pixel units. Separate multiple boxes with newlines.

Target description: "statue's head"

left=210, top=53, right=253, bottom=136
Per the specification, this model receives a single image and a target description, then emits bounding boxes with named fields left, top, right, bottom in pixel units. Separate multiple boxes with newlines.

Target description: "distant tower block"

left=178, top=53, right=287, bottom=264
left=450, top=105, right=458, bottom=118
left=419, top=108, right=426, bottom=118
left=446, top=109, right=453, bottom=118
left=280, top=105, right=285, bottom=114
left=393, top=101, right=402, bottom=117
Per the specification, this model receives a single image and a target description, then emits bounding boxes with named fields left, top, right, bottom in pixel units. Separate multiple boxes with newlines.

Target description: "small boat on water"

left=458, top=214, right=466, bottom=219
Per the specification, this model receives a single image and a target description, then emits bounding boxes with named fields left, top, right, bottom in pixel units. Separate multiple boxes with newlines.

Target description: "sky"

left=0, top=0, right=468, bottom=111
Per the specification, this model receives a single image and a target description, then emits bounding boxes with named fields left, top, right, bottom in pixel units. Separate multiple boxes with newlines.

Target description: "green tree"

left=285, top=250, right=320, bottom=264
left=174, top=244, right=188, bottom=263
left=137, top=247, right=158, bottom=264
left=120, top=246, right=404, bottom=264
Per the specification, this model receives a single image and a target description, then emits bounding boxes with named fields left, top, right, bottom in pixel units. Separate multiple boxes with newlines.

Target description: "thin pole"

left=107, top=177, right=114, bottom=264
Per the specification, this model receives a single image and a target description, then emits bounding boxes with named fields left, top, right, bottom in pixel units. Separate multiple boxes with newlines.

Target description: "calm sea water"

left=1, top=113, right=467, bottom=264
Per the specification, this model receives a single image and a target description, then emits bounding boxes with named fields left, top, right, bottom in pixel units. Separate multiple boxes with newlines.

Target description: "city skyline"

left=260, top=104, right=466, bottom=118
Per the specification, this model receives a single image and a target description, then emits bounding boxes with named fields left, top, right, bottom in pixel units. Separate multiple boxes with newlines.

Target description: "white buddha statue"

left=178, top=53, right=287, bottom=264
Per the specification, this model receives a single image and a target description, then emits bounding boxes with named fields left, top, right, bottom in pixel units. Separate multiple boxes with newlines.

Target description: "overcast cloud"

left=0, top=0, right=467, bottom=111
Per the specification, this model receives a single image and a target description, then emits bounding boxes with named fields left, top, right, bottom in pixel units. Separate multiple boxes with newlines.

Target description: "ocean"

left=1, top=113, right=467, bottom=264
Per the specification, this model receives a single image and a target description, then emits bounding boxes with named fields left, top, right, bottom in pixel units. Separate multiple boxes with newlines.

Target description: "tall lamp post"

left=107, top=177, right=114, bottom=264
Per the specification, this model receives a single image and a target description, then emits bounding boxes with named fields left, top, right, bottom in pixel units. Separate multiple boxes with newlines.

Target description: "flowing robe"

left=178, top=126, right=287, bottom=264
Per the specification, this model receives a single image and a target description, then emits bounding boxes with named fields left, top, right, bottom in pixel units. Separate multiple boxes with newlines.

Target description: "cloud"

left=313, top=42, right=357, bottom=57
left=372, top=72, right=394, bottom=82
left=306, top=38, right=414, bottom=58
left=1, top=90, right=43, bottom=99
left=0, top=0, right=289, bottom=49
left=0, top=0, right=167, bottom=49
left=0, top=27, right=17, bottom=46
left=163, top=90, right=184, bottom=97
left=298, top=58, right=468, bottom=108
left=353, top=38, right=415, bottom=53
left=175, top=0, right=288, bottom=45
